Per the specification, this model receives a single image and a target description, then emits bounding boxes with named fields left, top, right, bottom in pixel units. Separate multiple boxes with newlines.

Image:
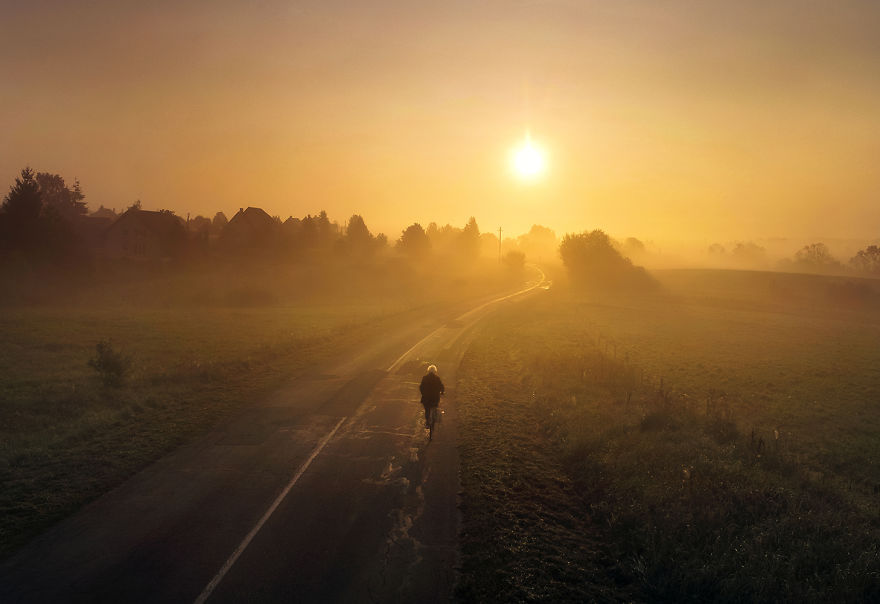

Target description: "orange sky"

left=2, top=1, right=879, bottom=242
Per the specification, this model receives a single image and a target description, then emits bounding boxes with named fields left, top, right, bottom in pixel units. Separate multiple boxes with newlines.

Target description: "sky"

left=2, top=0, right=880, bottom=243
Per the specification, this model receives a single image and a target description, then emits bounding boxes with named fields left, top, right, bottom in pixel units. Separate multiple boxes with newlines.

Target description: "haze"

left=3, top=0, right=880, bottom=241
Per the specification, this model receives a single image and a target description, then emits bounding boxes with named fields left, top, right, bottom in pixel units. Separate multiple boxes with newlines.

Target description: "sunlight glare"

left=511, top=135, right=546, bottom=180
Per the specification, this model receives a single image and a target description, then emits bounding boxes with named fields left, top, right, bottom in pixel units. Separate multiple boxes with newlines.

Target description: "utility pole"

left=498, top=227, right=502, bottom=263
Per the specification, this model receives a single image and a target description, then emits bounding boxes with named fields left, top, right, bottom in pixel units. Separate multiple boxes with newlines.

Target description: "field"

left=456, top=269, right=880, bottom=602
left=0, top=256, right=525, bottom=559
left=0, top=302, right=403, bottom=558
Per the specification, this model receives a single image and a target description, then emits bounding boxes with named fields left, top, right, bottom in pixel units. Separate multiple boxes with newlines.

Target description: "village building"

left=103, top=208, right=187, bottom=261
left=219, top=206, right=279, bottom=253
left=73, top=215, right=115, bottom=252
left=89, top=205, right=118, bottom=220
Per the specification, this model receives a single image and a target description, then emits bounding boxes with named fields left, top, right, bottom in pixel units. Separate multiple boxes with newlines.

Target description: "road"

left=1, top=270, right=546, bottom=603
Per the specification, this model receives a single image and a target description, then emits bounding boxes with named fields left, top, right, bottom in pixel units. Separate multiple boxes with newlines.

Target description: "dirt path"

left=1, top=275, right=545, bottom=603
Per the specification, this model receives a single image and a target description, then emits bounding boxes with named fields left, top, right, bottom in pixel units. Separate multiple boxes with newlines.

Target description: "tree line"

left=707, top=240, right=880, bottom=277
left=0, top=167, right=556, bottom=272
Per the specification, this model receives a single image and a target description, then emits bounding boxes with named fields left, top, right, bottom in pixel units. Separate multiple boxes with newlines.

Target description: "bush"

left=559, top=229, right=655, bottom=290
left=88, top=339, right=132, bottom=387
left=502, top=249, right=526, bottom=271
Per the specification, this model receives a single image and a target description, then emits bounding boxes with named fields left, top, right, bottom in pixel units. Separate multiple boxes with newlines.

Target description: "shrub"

left=559, top=229, right=656, bottom=290
left=88, top=339, right=132, bottom=387
left=502, top=249, right=526, bottom=271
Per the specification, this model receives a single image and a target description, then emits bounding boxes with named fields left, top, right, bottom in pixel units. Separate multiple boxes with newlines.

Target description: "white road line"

left=195, top=267, right=547, bottom=602
left=386, top=266, right=546, bottom=373
left=194, top=416, right=347, bottom=604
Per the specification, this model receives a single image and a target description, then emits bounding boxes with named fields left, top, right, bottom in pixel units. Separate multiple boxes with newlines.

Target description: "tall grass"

left=460, top=272, right=880, bottom=601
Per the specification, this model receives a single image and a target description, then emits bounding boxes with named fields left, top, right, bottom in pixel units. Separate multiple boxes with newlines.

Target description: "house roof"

left=107, top=209, right=185, bottom=239
left=228, top=206, right=276, bottom=230
left=90, top=206, right=117, bottom=219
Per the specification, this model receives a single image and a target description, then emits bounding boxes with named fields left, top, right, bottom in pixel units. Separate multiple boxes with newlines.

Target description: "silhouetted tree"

left=397, top=223, right=431, bottom=259
left=517, top=224, right=558, bottom=260
left=707, top=243, right=726, bottom=257
left=502, top=249, right=526, bottom=272
left=0, top=167, right=42, bottom=253
left=850, top=245, right=880, bottom=276
left=460, top=216, right=481, bottom=259
left=791, top=242, right=842, bottom=273
left=36, top=172, right=87, bottom=220
left=316, top=210, right=337, bottom=244
left=0, top=167, right=89, bottom=264
left=128, top=200, right=142, bottom=211
left=730, top=242, right=767, bottom=267
left=188, top=215, right=212, bottom=242
left=346, top=214, right=371, bottom=244
left=427, top=222, right=460, bottom=255
left=623, top=237, right=646, bottom=256
left=298, top=214, right=319, bottom=249
left=560, top=229, right=654, bottom=289
left=339, top=214, right=379, bottom=257
left=480, top=231, right=500, bottom=258
left=212, top=211, right=228, bottom=233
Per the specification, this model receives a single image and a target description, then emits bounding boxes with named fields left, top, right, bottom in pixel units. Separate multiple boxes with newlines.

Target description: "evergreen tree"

left=0, top=167, right=43, bottom=252
left=397, top=223, right=431, bottom=259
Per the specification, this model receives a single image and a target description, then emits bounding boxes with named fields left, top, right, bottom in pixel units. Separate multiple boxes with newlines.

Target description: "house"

left=89, top=205, right=118, bottom=220
left=73, top=215, right=115, bottom=252
left=103, top=208, right=187, bottom=261
left=219, top=207, right=279, bottom=253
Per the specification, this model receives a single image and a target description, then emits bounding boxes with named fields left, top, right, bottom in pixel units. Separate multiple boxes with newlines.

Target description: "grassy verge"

left=0, top=303, right=401, bottom=559
left=456, top=333, right=632, bottom=602
left=456, top=270, right=880, bottom=602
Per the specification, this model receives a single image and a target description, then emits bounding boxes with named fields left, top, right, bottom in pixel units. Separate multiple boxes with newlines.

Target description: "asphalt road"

left=1, top=273, right=546, bottom=603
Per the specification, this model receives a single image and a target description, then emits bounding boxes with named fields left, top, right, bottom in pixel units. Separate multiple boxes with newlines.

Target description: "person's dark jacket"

left=419, top=372, right=445, bottom=407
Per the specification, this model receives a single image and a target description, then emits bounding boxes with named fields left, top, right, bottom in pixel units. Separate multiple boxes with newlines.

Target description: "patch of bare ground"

left=455, top=333, right=633, bottom=602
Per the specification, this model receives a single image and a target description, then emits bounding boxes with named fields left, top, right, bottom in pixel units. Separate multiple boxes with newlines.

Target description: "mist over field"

left=3, top=1, right=880, bottom=602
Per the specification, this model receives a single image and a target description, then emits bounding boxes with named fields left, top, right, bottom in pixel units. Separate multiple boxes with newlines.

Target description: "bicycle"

left=426, top=406, right=441, bottom=441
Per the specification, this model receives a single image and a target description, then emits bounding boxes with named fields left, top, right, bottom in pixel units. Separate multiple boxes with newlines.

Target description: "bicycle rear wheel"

left=428, top=407, right=438, bottom=440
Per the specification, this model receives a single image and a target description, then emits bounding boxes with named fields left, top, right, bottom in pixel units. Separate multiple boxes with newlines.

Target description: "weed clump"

left=88, top=339, right=132, bottom=387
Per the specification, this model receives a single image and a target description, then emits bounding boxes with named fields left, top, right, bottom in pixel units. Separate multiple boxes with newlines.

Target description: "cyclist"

left=419, top=364, right=445, bottom=427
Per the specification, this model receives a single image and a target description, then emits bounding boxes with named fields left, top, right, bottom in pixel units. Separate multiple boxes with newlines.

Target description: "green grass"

left=0, top=257, right=531, bottom=560
left=456, top=269, right=880, bottom=602
left=0, top=302, right=397, bottom=559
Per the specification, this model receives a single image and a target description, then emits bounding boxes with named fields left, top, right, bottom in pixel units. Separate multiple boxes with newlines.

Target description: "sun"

left=510, top=134, right=546, bottom=180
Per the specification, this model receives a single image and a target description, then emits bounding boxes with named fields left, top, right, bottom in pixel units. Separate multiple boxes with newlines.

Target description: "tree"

left=426, top=222, right=460, bottom=254
left=517, top=224, right=558, bottom=260
left=559, top=229, right=654, bottom=289
left=730, top=242, right=767, bottom=267
left=0, top=167, right=88, bottom=264
left=850, top=245, right=880, bottom=276
left=36, top=172, right=87, bottom=220
left=316, top=210, right=338, bottom=245
left=0, top=167, right=42, bottom=252
left=623, top=237, right=646, bottom=257
left=502, top=249, right=526, bottom=272
left=212, top=211, right=228, bottom=232
left=346, top=214, right=372, bottom=246
left=188, top=215, right=212, bottom=239
left=707, top=243, right=726, bottom=257
left=792, top=242, right=842, bottom=273
left=338, top=214, right=378, bottom=257
left=459, top=216, right=481, bottom=259
left=396, top=223, right=431, bottom=259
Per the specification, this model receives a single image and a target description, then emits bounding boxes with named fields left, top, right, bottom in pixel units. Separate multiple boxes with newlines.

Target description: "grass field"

left=0, top=301, right=403, bottom=559
left=456, top=269, right=880, bottom=602
left=0, top=257, right=528, bottom=559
